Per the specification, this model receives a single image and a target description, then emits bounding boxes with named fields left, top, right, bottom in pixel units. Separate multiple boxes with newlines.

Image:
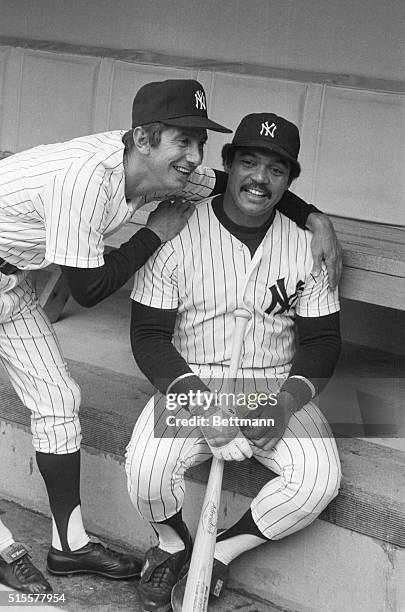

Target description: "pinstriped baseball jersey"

left=0, top=132, right=216, bottom=271
left=131, top=197, right=340, bottom=373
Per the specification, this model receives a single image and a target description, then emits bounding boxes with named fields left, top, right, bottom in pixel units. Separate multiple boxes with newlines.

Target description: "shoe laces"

left=149, top=563, right=175, bottom=589
left=14, top=556, right=44, bottom=583
left=147, top=550, right=187, bottom=591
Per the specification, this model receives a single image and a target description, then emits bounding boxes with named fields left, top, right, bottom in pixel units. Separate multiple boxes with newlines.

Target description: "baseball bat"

left=172, top=308, right=251, bottom=612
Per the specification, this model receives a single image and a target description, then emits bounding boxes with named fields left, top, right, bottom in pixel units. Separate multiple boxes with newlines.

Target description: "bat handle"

left=227, top=307, right=251, bottom=382
left=178, top=308, right=251, bottom=612
left=233, top=307, right=251, bottom=320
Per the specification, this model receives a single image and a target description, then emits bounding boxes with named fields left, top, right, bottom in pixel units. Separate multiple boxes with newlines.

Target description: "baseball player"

left=0, top=79, right=339, bottom=594
left=125, top=112, right=342, bottom=612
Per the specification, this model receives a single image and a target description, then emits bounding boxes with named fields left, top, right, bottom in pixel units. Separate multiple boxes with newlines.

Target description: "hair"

left=221, top=143, right=301, bottom=183
left=121, top=122, right=166, bottom=153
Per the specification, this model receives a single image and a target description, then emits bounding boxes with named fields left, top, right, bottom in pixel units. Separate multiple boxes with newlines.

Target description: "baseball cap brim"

left=229, top=139, right=301, bottom=170
left=162, top=115, right=232, bottom=134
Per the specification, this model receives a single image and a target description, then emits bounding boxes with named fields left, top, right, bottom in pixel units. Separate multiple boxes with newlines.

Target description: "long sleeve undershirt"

left=61, top=227, right=161, bottom=308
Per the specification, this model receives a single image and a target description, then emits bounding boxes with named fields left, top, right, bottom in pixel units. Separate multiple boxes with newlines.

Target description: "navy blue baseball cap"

left=229, top=113, right=301, bottom=172
left=132, top=79, right=232, bottom=133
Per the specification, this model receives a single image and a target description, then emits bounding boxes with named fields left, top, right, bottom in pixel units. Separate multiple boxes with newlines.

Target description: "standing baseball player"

left=125, top=112, right=342, bottom=612
left=0, top=79, right=340, bottom=594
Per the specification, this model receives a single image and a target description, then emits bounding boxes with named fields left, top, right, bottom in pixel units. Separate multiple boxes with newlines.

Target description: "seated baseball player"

left=125, top=112, right=342, bottom=612
left=0, top=79, right=339, bottom=594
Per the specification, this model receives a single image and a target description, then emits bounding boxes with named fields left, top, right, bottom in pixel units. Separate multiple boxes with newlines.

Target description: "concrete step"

left=1, top=356, right=405, bottom=612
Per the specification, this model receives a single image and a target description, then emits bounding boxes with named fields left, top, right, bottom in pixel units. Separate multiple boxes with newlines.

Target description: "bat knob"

left=234, top=307, right=251, bottom=320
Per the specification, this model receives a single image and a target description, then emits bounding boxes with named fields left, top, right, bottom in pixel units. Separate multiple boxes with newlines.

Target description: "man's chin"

left=241, top=198, right=277, bottom=219
left=170, top=170, right=189, bottom=188
left=159, top=178, right=187, bottom=194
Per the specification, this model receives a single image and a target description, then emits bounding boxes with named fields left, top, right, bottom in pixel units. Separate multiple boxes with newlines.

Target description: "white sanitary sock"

left=0, top=519, right=14, bottom=553
left=51, top=505, right=89, bottom=551
left=214, top=533, right=266, bottom=565
left=152, top=523, right=185, bottom=554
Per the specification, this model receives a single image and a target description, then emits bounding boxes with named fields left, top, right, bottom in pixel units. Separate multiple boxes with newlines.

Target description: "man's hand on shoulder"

left=146, top=197, right=195, bottom=242
left=306, top=212, right=342, bottom=290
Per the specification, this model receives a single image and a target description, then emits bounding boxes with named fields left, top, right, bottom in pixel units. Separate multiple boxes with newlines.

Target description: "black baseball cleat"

left=47, top=541, right=141, bottom=579
left=171, top=558, right=229, bottom=611
left=0, top=543, right=52, bottom=594
left=138, top=530, right=192, bottom=612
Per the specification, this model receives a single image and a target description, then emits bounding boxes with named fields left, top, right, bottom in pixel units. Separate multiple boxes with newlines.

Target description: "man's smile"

left=241, top=183, right=272, bottom=200
left=173, top=164, right=194, bottom=177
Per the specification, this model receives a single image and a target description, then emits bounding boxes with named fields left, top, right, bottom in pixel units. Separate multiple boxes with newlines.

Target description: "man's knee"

left=126, top=444, right=170, bottom=504
left=297, top=452, right=342, bottom=516
left=31, top=378, right=82, bottom=453
left=125, top=434, right=188, bottom=521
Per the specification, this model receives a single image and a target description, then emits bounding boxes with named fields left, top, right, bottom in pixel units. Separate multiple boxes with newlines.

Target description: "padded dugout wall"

left=0, top=44, right=404, bottom=225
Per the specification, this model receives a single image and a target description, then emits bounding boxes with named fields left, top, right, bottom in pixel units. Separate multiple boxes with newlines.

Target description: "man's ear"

left=287, top=175, right=295, bottom=189
left=132, top=127, right=150, bottom=154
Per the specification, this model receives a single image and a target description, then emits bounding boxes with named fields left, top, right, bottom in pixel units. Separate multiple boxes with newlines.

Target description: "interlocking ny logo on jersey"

left=195, top=90, right=207, bottom=110
left=265, top=278, right=305, bottom=315
left=260, top=121, right=277, bottom=137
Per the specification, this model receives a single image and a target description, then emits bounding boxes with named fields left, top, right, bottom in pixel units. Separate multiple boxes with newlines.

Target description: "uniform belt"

left=0, top=257, right=20, bottom=275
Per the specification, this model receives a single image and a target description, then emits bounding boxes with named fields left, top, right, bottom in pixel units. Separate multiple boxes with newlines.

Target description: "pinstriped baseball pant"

left=0, top=271, right=81, bottom=454
left=125, top=367, right=341, bottom=540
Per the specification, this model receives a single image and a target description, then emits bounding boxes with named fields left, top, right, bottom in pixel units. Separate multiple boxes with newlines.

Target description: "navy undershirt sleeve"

left=291, top=312, right=341, bottom=383
left=130, top=300, right=206, bottom=395
left=277, top=190, right=320, bottom=228
left=283, top=312, right=341, bottom=406
left=61, top=227, right=161, bottom=308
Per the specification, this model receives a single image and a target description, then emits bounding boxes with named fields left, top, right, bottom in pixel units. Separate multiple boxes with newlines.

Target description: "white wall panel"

left=315, top=87, right=405, bottom=224
left=0, top=45, right=402, bottom=225
left=0, top=47, right=8, bottom=143
left=15, top=51, right=101, bottom=150
left=108, top=62, right=196, bottom=130
left=0, top=46, right=24, bottom=152
left=202, top=72, right=308, bottom=172
left=295, top=83, right=324, bottom=203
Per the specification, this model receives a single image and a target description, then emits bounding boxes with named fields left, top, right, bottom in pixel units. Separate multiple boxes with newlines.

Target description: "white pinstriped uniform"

left=0, top=132, right=216, bottom=454
left=126, top=198, right=342, bottom=539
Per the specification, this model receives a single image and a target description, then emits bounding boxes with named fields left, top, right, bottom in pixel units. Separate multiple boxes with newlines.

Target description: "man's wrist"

left=279, top=375, right=315, bottom=412
left=276, top=390, right=300, bottom=417
left=189, top=391, right=216, bottom=416
left=166, top=372, right=197, bottom=395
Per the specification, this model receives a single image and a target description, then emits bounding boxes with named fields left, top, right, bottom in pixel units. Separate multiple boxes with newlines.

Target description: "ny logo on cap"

left=195, top=90, right=207, bottom=111
left=260, top=121, right=277, bottom=138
